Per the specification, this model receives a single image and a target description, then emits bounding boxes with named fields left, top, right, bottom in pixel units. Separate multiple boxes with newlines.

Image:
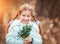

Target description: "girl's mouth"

left=22, top=19, right=29, bottom=24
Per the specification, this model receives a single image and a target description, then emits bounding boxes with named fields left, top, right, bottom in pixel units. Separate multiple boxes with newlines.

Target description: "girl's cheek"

left=29, top=17, right=32, bottom=21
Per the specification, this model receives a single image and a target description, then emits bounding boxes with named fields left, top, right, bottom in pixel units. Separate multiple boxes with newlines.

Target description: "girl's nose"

left=25, top=16, right=28, bottom=19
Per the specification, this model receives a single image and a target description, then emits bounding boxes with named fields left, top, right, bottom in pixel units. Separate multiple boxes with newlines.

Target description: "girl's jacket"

left=6, top=19, right=42, bottom=44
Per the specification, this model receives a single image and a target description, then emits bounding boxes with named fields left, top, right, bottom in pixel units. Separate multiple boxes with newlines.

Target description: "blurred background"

left=0, top=0, right=60, bottom=44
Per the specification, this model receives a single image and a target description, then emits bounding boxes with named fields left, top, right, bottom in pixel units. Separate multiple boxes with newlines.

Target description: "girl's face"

left=19, top=10, right=32, bottom=24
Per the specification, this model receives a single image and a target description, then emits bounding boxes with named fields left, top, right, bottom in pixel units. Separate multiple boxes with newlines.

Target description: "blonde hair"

left=13, top=3, right=36, bottom=21
left=5, top=3, right=42, bottom=35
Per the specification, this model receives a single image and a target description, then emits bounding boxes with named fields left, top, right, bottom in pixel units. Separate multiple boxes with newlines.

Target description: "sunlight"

left=0, top=0, right=8, bottom=13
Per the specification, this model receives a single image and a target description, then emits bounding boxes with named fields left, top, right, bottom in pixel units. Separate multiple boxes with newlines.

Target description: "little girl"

left=6, top=4, right=42, bottom=44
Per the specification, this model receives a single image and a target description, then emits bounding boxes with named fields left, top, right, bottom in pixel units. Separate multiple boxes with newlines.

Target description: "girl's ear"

left=17, top=13, right=21, bottom=19
left=30, top=17, right=33, bottom=21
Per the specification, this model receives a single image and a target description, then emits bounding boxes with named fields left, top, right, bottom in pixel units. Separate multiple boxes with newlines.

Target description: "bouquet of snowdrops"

left=18, top=24, right=32, bottom=39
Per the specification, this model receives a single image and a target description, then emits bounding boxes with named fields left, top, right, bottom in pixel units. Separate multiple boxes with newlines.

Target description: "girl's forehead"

left=21, top=10, right=31, bottom=15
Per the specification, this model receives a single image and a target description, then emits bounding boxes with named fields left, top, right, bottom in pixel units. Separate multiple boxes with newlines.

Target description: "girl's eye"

left=22, top=15, right=25, bottom=17
left=27, top=15, right=30, bottom=17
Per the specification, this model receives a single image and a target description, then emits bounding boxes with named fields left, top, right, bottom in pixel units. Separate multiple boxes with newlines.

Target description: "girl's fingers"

left=24, top=41, right=30, bottom=44
left=24, top=39, right=29, bottom=42
left=25, top=37, right=32, bottom=42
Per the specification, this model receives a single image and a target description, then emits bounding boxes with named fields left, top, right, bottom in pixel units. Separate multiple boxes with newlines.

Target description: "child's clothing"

left=35, top=20, right=40, bottom=26
left=6, top=19, right=42, bottom=44
left=9, top=20, right=14, bottom=25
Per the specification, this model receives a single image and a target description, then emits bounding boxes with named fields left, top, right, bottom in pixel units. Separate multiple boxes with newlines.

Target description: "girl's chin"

left=22, top=21, right=28, bottom=24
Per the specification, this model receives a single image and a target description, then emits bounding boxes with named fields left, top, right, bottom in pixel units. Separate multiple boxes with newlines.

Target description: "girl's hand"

left=24, top=37, right=32, bottom=44
left=24, top=42, right=30, bottom=44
